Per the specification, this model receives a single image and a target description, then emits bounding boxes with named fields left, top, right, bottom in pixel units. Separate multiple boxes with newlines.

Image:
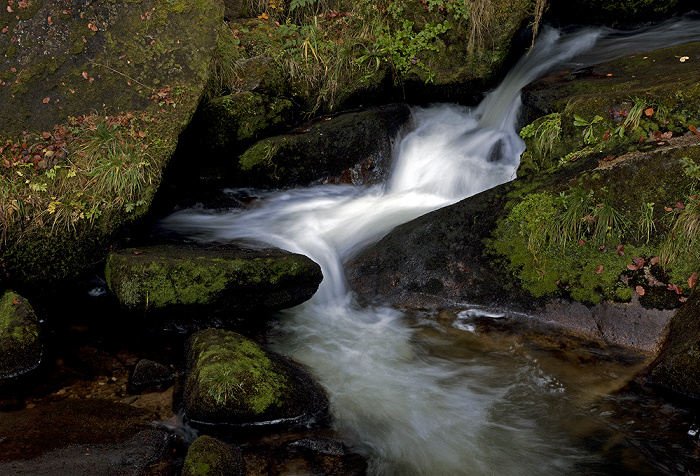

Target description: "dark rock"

left=235, top=103, right=412, bottom=188
left=0, top=290, right=41, bottom=379
left=105, top=243, right=323, bottom=317
left=223, top=0, right=244, bottom=21
left=128, top=359, right=175, bottom=394
left=545, top=0, right=688, bottom=27
left=182, top=435, right=243, bottom=476
left=646, top=291, right=700, bottom=399
left=183, top=328, right=328, bottom=427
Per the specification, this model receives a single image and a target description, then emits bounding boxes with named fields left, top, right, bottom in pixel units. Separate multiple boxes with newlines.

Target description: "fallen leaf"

left=42, top=132, right=51, bottom=139
left=81, top=71, right=88, bottom=79
left=90, top=24, right=98, bottom=32
left=638, top=135, right=645, bottom=143
left=680, top=56, right=690, bottom=62
left=661, top=131, right=672, bottom=139
left=645, top=107, right=654, bottom=117
left=138, top=130, right=146, bottom=137
left=602, top=155, right=615, bottom=161
left=578, top=239, right=587, bottom=246
left=664, top=206, right=673, bottom=212
left=602, top=130, right=611, bottom=141
left=635, top=286, right=645, bottom=296
left=690, top=125, right=700, bottom=135
left=12, top=298, right=19, bottom=305
left=616, top=244, right=625, bottom=256
left=689, top=272, right=698, bottom=289
left=676, top=202, right=685, bottom=210
left=595, top=265, right=604, bottom=274
left=258, top=12, right=269, bottom=19
left=627, top=263, right=638, bottom=271
left=7, top=6, right=13, bottom=13
left=650, top=256, right=660, bottom=266
left=42, top=97, right=50, bottom=103
left=668, top=283, right=682, bottom=294
left=133, top=250, right=142, bottom=255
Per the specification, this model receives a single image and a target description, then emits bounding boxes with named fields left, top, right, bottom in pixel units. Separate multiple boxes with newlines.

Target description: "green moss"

left=189, top=330, right=291, bottom=418
left=182, top=435, right=241, bottom=476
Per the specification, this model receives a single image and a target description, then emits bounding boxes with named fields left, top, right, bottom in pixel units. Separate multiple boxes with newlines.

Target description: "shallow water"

left=162, top=16, right=700, bottom=475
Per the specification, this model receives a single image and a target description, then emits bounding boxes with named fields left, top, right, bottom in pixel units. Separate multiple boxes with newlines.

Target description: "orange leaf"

left=42, top=97, right=50, bottom=104
left=627, top=263, right=637, bottom=271
left=258, top=12, right=269, bottom=19
left=690, top=125, right=700, bottom=135
left=635, top=286, right=645, bottom=296
left=12, top=298, right=19, bottom=305
left=82, top=71, right=88, bottom=79
left=595, top=265, right=604, bottom=275
left=689, top=272, right=698, bottom=289
left=602, top=155, right=615, bottom=161
left=644, top=107, right=654, bottom=117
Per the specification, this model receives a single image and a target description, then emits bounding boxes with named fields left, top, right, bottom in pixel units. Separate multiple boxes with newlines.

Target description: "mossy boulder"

left=182, top=435, right=243, bottom=476
left=646, top=290, right=700, bottom=399
left=0, top=0, right=224, bottom=288
left=234, top=103, right=412, bottom=188
left=0, top=290, right=41, bottom=378
left=183, top=328, right=328, bottom=426
left=105, top=243, right=323, bottom=316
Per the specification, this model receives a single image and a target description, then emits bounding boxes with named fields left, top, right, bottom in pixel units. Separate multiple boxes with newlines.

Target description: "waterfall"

left=162, top=16, right=700, bottom=475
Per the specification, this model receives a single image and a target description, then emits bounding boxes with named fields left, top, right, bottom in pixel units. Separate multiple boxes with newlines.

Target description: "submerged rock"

left=183, top=328, right=328, bottom=427
left=182, top=435, right=244, bottom=476
left=0, top=290, right=41, bottom=379
left=105, top=243, right=323, bottom=316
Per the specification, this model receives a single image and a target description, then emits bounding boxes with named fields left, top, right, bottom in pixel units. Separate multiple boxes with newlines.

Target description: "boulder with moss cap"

left=0, top=290, right=41, bottom=378
left=183, top=328, right=328, bottom=426
left=105, top=243, right=323, bottom=316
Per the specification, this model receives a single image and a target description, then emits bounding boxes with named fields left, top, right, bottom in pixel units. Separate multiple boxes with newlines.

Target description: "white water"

left=163, top=17, right=700, bottom=475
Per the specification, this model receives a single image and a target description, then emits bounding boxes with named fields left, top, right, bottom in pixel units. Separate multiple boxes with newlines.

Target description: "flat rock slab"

left=105, top=243, right=323, bottom=316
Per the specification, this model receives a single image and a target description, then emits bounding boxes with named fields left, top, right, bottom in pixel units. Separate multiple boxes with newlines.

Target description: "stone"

left=105, top=243, right=323, bottom=316
left=128, top=359, right=175, bottom=394
left=183, top=328, right=328, bottom=426
left=0, top=290, right=41, bottom=379
left=182, top=435, right=244, bottom=476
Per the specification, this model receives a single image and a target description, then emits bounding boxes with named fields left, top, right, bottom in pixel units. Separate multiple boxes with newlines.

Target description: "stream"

left=162, top=16, right=700, bottom=475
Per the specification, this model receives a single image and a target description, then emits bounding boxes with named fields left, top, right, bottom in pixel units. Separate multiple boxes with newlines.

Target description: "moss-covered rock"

left=105, top=243, right=323, bottom=316
left=182, top=435, right=243, bottom=476
left=234, top=103, right=412, bottom=188
left=646, top=289, right=700, bottom=399
left=0, top=0, right=224, bottom=288
left=183, top=328, right=327, bottom=426
left=0, top=290, right=41, bottom=378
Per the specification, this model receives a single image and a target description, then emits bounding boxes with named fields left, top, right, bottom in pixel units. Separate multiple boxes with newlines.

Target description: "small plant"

left=519, top=112, right=562, bottom=168
left=637, top=202, right=656, bottom=243
left=573, top=114, right=603, bottom=145
left=552, top=184, right=593, bottom=246
left=203, top=369, right=244, bottom=406
left=592, top=198, right=629, bottom=246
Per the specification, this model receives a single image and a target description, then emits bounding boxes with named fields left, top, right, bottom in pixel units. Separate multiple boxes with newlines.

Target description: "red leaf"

left=42, top=131, right=51, bottom=139
left=12, top=298, right=19, bottom=305
left=631, top=257, right=645, bottom=270
left=638, top=135, right=645, bottom=143
left=602, top=130, right=611, bottom=141
left=616, top=244, right=625, bottom=256
left=595, top=265, right=604, bottom=275
left=650, top=256, right=660, bottom=266
left=676, top=202, right=685, bottom=210
left=635, top=286, right=645, bottom=296
left=664, top=206, right=673, bottom=212
left=42, top=97, right=50, bottom=104
left=689, top=272, right=698, bottom=289
left=668, top=283, right=682, bottom=294
left=578, top=239, right=587, bottom=246
left=680, top=296, right=689, bottom=303
left=602, top=155, right=615, bottom=161
left=653, top=130, right=662, bottom=140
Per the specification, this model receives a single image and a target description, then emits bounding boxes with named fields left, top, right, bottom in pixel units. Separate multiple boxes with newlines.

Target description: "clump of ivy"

left=0, top=113, right=160, bottom=241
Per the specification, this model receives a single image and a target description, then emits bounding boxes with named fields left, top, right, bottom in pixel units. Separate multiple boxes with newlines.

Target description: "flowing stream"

left=163, top=16, right=700, bottom=475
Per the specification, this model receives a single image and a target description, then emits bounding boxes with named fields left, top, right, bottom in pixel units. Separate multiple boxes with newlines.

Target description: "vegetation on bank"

left=208, top=0, right=544, bottom=113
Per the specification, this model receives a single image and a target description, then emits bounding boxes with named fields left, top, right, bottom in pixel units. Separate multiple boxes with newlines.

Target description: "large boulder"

left=646, top=290, right=700, bottom=399
left=0, top=0, right=224, bottom=288
left=105, top=243, right=323, bottom=316
left=347, top=40, right=700, bottom=354
left=183, top=328, right=328, bottom=426
left=0, top=290, right=41, bottom=378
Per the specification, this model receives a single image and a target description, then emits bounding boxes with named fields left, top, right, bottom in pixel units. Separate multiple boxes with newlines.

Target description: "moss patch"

left=0, top=290, right=41, bottom=378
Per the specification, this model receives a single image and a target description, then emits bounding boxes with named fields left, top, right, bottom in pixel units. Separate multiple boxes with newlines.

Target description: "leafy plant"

left=636, top=202, right=656, bottom=243
left=592, top=198, right=629, bottom=246
left=519, top=112, right=562, bottom=170
left=573, top=114, right=603, bottom=145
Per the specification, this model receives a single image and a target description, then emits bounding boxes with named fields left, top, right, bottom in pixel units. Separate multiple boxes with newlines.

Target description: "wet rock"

left=234, top=103, right=412, bottom=188
left=128, top=359, right=175, bottom=394
left=646, top=291, right=700, bottom=399
left=182, top=435, right=243, bottom=476
left=105, top=243, right=323, bottom=316
left=183, top=329, right=328, bottom=427
left=0, top=290, right=41, bottom=379
left=0, top=0, right=224, bottom=288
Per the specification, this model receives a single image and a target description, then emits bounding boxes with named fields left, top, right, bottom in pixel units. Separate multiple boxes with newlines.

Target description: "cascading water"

left=163, top=16, right=700, bottom=475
